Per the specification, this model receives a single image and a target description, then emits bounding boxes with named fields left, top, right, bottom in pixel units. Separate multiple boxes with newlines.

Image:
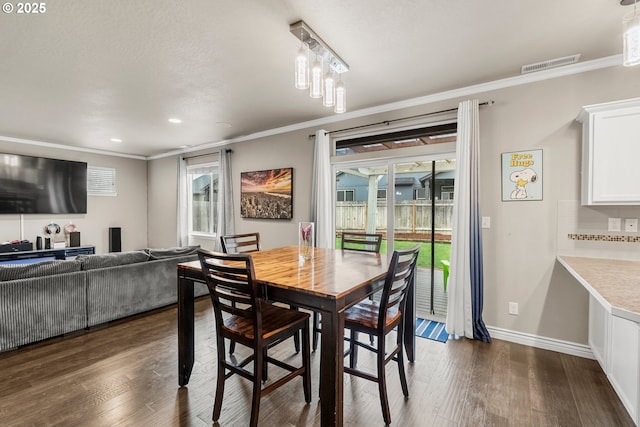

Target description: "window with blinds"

left=87, top=166, right=117, bottom=196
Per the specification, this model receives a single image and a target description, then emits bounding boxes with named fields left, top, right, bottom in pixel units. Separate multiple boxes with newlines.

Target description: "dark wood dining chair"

left=220, top=232, right=260, bottom=254
left=343, top=245, right=420, bottom=425
left=312, top=232, right=383, bottom=351
left=197, top=249, right=312, bottom=427
left=220, top=232, right=261, bottom=355
left=341, top=231, right=383, bottom=253
left=220, top=232, right=300, bottom=355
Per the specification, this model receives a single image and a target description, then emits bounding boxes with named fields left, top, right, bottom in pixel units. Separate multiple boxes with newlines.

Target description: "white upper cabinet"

left=577, top=98, right=640, bottom=205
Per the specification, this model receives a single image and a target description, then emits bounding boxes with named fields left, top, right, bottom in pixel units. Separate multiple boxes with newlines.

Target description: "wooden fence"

left=336, top=200, right=454, bottom=237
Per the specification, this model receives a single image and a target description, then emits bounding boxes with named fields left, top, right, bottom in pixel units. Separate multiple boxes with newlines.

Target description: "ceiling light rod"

left=289, top=20, right=349, bottom=74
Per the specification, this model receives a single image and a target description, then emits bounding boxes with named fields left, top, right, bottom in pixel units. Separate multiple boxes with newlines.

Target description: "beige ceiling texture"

left=0, top=0, right=628, bottom=157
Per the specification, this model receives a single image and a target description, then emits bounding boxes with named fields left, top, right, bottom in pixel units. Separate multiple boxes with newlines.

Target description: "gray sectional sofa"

left=0, top=246, right=208, bottom=352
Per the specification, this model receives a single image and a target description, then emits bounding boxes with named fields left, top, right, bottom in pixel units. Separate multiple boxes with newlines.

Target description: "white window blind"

left=87, top=166, right=117, bottom=196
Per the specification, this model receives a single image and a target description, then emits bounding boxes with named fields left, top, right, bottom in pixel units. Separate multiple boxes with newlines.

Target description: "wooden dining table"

left=176, top=245, right=416, bottom=426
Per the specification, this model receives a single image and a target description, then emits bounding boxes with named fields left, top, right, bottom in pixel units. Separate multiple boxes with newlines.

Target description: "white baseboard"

left=486, top=326, right=594, bottom=360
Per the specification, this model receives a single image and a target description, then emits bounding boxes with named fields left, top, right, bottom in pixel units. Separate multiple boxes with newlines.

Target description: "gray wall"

left=147, top=65, right=640, bottom=346
left=0, top=141, right=148, bottom=254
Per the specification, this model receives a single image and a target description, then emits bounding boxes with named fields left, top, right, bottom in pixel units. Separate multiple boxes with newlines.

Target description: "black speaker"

left=109, top=227, right=121, bottom=252
left=69, top=231, right=81, bottom=247
left=36, top=236, right=43, bottom=250
left=44, top=238, right=51, bottom=249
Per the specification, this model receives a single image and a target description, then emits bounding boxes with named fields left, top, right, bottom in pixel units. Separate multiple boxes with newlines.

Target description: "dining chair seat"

left=343, top=300, right=402, bottom=331
left=222, top=303, right=309, bottom=342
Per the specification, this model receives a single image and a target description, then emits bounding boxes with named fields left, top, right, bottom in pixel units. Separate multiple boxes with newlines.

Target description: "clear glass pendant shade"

left=309, top=56, right=324, bottom=98
left=624, top=7, right=640, bottom=66
left=295, top=46, right=309, bottom=89
left=323, top=71, right=335, bottom=107
left=334, top=80, right=346, bottom=113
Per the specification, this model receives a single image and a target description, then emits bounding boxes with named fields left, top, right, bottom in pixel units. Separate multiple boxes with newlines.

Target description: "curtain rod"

left=309, top=100, right=494, bottom=138
left=181, top=149, right=232, bottom=161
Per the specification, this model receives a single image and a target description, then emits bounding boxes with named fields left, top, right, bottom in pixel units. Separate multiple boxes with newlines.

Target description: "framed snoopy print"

left=501, top=149, right=543, bottom=201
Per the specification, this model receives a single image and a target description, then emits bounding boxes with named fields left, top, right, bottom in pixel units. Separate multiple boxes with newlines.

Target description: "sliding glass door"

left=334, top=156, right=455, bottom=321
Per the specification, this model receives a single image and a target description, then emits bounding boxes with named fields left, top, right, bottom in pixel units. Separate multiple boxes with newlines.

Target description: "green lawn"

left=336, top=238, right=451, bottom=269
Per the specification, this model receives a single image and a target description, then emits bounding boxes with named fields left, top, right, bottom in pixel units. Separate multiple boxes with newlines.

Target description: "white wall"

left=0, top=141, right=148, bottom=254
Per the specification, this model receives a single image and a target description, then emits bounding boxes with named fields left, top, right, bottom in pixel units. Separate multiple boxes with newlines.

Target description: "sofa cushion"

left=78, top=251, right=150, bottom=270
left=0, top=260, right=82, bottom=281
left=144, top=245, right=200, bottom=260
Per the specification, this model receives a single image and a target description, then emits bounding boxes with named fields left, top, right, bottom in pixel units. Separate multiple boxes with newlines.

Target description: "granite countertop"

left=557, top=255, right=640, bottom=323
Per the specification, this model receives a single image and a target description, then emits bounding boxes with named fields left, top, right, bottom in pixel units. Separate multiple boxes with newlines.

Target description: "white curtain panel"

left=311, top=129, right=334, bottom=248
left=446, top=99, right=479, bottom=339
left=176, top=157, right=189, bottom=247
left=214, top=148, right=235, bottom=251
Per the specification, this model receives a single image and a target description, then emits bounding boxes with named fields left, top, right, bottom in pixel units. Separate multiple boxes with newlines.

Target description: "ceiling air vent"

left=521, top=54, right=581, bottom=74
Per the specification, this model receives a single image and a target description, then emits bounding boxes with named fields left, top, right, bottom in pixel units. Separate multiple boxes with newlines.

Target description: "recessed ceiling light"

left=110, top=138, right=123, bottom=143
left=168, top=118, right=182, bottom=124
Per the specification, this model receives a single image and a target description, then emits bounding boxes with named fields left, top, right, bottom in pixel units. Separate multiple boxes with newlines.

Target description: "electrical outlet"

left=508, top=302, right=519, bottom=315
left=608, top=218, right=622, bottom=232
left=625, top=218, right=638, bottom=233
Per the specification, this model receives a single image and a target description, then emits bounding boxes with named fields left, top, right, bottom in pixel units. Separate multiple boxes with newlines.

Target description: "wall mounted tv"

left=0, top=153, right=87, bottom=214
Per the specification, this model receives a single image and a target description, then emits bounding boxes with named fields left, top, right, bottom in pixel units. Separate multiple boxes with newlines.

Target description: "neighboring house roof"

left=395, top=177, right=416, bottom=186
left=419, top=170, right=455, bottom=184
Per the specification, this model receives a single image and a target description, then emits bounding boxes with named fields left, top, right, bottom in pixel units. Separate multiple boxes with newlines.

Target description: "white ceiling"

left=0, top=0, right=631, bottom=157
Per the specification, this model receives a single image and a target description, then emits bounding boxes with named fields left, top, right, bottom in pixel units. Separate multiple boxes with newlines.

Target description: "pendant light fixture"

left=334, top=78, right=346, bottom=114
left=295, top=41, right=309, bottom=89
left=290, top=20, right=349, bottom=113
left=309, top=53, right=324, bottom=98
left=323, top=70, right=335, bottom=107
left=623, top=0, right=640, bottom=66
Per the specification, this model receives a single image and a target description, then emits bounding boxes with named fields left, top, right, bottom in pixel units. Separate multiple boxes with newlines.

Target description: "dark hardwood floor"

left=0, top=297, right=633, bottom=427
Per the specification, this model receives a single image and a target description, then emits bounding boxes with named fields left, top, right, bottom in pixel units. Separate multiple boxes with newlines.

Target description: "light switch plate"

left=625, top=218, right=638, bottom=233
left=482, top=216, right=491, bottom=229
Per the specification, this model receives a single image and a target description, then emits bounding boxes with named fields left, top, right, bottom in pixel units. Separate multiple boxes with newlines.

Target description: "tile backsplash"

left=557, top=200, right=640, bottom=260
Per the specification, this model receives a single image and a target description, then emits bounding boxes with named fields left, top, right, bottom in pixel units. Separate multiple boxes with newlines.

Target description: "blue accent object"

left=415, top=318, right=449, bottom=343
left=0, top=256, right=56, bottom=266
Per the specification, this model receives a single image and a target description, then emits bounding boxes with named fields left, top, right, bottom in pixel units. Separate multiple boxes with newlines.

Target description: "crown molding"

left=0, top=135, right=147, bottom=160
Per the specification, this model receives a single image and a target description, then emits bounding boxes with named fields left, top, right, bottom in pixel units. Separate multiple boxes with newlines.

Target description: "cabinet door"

left=591, top=108, right=640, bottom=203
left=588, top=295, right=609, bottom=372
left=609, top=315, right=639, bottom=423
left=580, top=98, right=640, bottom=205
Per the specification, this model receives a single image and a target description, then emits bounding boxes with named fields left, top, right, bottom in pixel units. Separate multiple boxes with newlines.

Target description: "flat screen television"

left=0, top=153, right=87, bottom=214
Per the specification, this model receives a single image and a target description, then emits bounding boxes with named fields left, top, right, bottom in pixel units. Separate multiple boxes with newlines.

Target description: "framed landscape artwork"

left=240, top=168, right=293, bottom=219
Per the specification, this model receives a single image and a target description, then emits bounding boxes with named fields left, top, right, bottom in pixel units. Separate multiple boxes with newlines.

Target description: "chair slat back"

left=220, top=233, right=260, bottom=254
left=378, top=245, right=420, bottom=329
left=341, top=232, right=383, bottom=253
left=198, top=249, right=261, bottom=325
